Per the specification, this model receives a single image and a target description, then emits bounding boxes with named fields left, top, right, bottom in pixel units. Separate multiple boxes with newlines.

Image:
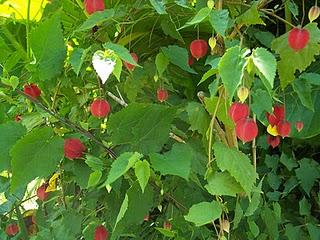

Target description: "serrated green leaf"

left=179, top=7, right=211, bottom=29
left=198, top=69, right=218, bottom=85
left=87, top=170, right=102, bottom=188
left=248, top=220, right=260, bottom=237
left=155, top=227, right=175, bottom=237
left=186, top=102, right=210, bottom=135
left=205, top=171, right=244, bottom=196
left=150, top=143, right=192, bottom=180
left=134, top=160, right=150, bottom=193
left=161, top=17, right=183, bottom=42
left=236, top=2, right=265, bottom=26
left=103, top=42, right=138, bottom=66
left=213, top=142, right=257, bottom=195
left=251, top=89, right=273, bottom=118
left=307, top=223, right=320, bottom=240
left=218, top=46, right=246, bottom=101
left=299, top=196, right=311, bottom=216
left=209, top=9, right=229, bottom=37
left=30, top=14, right=66, bottom=81
left=161, top=45, right=196, bottom=74
left=155, top=52, right=169, bottom=76
left=0, top=122, right=26, bottom=171
left=184, top=201, right=222, bottom=226
left=261, top=207, right=279, bottom=239
left=149, top=0, right=167, bottom=14
left=112, top=183, right=153, bottom=237
left=114, top=194, right=128, bottom=230
left=108, top=103, right=176, bottom=154
left=285, top=224, right=301, bottom=240
left=76, top=9, right=115, bottom=31
left=295, top=158, right=320, bottom=195
left=69, top=47, right=89, bottom=75
left=252, top=47, right=276, bottom=89
left=113, top=56, right=122, bottom=81
left=245, top=179, right=263, bottom=216
left=105, top=152, right=142, bottom=185
left=292, top=79, right=314, bottom=111
left=233, top=200, right=243, bottom=230
left=280, top=153, right=298, bottom=171
left=204, top=97, right=233, bottom=128
left=300, top=72, right=320, bottom=86
left=271, top=23, right=320, bottom=88
left=85, top=155, right=104, bottom=171
left=10, top=127, right=64, bottom=192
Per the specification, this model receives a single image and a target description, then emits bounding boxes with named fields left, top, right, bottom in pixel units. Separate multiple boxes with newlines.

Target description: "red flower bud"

left=84, top=0, right=105, bottom=15
left=277, top=120, right=291, bottom=137
left=90, top=99, right=111, bottom=118
left=157, top=88, right=168, bottom=102
left=37, top=183, right=49, bottom=201
left=267, top=135, right=281, bottom=148
left=295, top=121, right=304, bottom=132
left=235, top=118, right=258, bottom=143
left=123, top=53, right=138, bottom=71
left=6, top=224, right=19, bottom=236
left=228, top=102, right=250, bottom=123
left=288, top=28, right=310, bottom=51
left=23, top=83, right=41, bottom=99
left=94, top=225, right=109, bottom=240
left=163, top=221, right=172, bottom=230
left=64, top=138, right=86, bottom=160
left=189, top=39, right=208, bottom=60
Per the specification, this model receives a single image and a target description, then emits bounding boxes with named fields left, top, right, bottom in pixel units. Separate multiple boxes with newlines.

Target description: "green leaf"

left=77, top=9, right=115, bottom=31
left=186, top=102, right=210, bottom=135
left=10, top=127, right=64, bottom=192
left=280, top=153, right=298, bottom=171
left=0, top=122, right=26, bottom=171
left=149, top=0, right=167, bottom=14
left=1, top=76, right=19, bottom=89
left=155, top=227, right=175, bottom=237
left=307, top=223, right=320, bottom=240
left=87, top=170, right=102, bottom=188
left=299, top=196, right=311, bottom=216
left=205, top=171, right=244, bottom=196
left=236, top=2, right=265, bottom=26
left=252, top=47, right=277, bottom=89
left=209, top=9, right=229, bottom=37
left=245, top=179, right=263, bottom=216
left=218, top=46, right=246, bottom=101
left=85, top=155, right=105, bottom=171
left=261, top=207, right=279, bottom=239
left=72, top=160, right=92, bottom=189
left=248, top=220, right=260, bottom=238
left=198, top=69, right=218, bottom=85
left=300, top=72, right=320, bottom=86
left=161, top=17, right=184, bottom=42
left=155, top=52, right=169, bottom=76
left=184, top=201, right=222, bottom=226
left=271, top=23, right=320, bottom=88
left=150, top=143, right=193, bottom=180
left=295, top=158, right=320, bottom=195
left=105, top=152, right=142, bottom=185
left=108, top=104, right=176, bottom=154
left=292, top=79, right=314, bottom=111
left=161, top=45, right=197, bottom=74
left=134, top=160, right=150, bottom=193
left=179, top=7, right=211, bottom=29
left=233, top=200, right=243, bottom=230
left=285, top=224, right=301, bottom=240
left=112, top=182, right=153, bottom=237
left=103, top=42, right=138, bottom=66
left=30, top=14, right=66, bottom=81
left=204, top=96, right=233, bottom=128
left=286, top=92, right=320, bottom=138
left=52, top=210, right=83, bottom=240
left=251, top=89, right=273, bottom=118
left=213, top=142, right=257, bottom=195
left=114, top=194, right=128, bottom=230
left=113, top=56, right=123, bottom=81
left=69, top=47, right=89, bottom=75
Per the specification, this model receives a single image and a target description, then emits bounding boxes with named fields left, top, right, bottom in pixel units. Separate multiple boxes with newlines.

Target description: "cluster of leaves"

left=0, top=0, right=320, bottom=239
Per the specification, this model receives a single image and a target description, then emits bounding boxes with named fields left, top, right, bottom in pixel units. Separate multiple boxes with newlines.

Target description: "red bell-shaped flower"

left=235, top=118, right=258, bottom=143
